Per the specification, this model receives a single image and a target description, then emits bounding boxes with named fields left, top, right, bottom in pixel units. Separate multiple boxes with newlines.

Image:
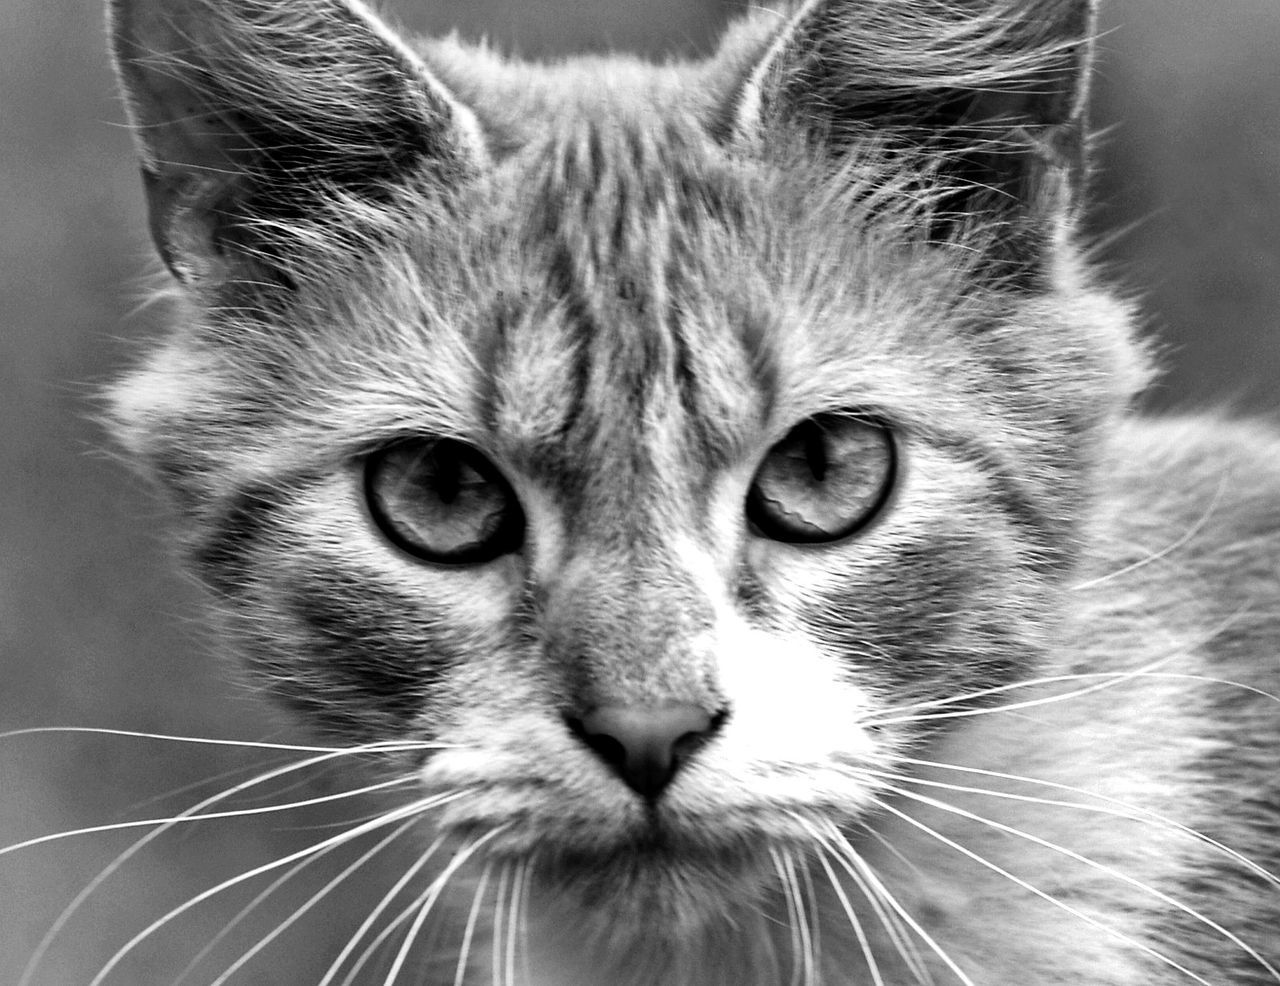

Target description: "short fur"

left=100, top=0, right=1279, bottom=983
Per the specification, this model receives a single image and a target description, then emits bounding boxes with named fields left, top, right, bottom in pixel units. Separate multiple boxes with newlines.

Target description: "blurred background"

left=1, top=0, right=1277, bottom=982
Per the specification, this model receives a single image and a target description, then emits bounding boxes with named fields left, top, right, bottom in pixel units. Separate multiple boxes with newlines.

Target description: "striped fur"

left=104, top=0, right=1278, bottom=983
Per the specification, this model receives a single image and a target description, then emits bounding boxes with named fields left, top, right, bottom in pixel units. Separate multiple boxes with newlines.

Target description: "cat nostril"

left=566, top=703, right=722, bottom=801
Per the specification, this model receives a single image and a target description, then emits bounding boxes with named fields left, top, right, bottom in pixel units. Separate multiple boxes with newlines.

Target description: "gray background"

left=2, top=0, right=1277, bottom=982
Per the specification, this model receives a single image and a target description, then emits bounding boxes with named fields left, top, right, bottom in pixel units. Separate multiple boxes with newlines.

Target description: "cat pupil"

left=802, top=421, right=829, bottom=483
left=431, top=447, right=462, bottom=505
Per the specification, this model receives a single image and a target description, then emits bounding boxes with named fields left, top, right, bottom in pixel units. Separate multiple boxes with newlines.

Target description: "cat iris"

left=365, top=438, right=525, bottom=564
left=747, top=415, right=896, bottom=544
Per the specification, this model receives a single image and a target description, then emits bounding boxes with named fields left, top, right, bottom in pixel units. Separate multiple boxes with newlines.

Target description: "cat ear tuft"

left=730, top=0, right=1098, bottom=281
left=109, top=0, right=489, bottom=284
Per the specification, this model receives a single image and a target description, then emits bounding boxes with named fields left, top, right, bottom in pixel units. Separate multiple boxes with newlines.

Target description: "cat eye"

left=747, top=415, right=895, bottom=544
left=364, top=439, right=524, bottom=565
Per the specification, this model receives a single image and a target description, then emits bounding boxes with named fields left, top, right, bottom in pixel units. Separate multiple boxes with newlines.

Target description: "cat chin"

left=521, top=849, right=778, bottom=971
left=441, top=817, right=782, bottom=934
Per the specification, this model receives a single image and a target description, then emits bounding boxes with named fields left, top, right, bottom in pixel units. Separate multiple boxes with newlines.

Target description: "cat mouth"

left=437, top=794, right=803, bottom=900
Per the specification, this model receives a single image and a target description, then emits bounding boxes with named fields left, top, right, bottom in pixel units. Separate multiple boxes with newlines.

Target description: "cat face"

left=108, top=0, right=1147, bottom=939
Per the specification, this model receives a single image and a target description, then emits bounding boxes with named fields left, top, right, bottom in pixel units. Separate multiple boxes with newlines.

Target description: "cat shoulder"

left=1099, top=413, right=1280, bottom=678
left=1107, top=414, right=1280, bottom=556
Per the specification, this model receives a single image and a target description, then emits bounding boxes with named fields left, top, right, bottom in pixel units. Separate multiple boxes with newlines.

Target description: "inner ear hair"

left=109, top=0, right=489, bottom=285
left=728, top=0, right=1098, bottom=284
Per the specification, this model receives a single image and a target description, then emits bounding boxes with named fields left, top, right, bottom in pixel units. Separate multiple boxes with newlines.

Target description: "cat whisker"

left=204, top=815, right=423, bottom=986
left=843, top=830, right=934, bottom=986
left=792, top=854, right=819, bottom=986
left=489, top=861, right=510, bottom=986
left=864, top=646, right=1271, bottom=728
left=746, top=887, right=785, bottom=986
left=866, top=672, right=1146, bottom=726
left=858, top=823, right=934, bottom=907
left=1068, top=474, right=1227, bottom=592
left=0, top=724, right=449, bottom=755
left=792, top=813, right=974, bottom=986
left=861, top=653, right=1182, bottom=725
left=383, top=881, right=439, bottom=986
left=769, top=847, right=804, bottom=986
left=822, top=822, right=976, bottom=985
left=813, top=844, right=887, bottom=986
left=172, top=817, right=399, bottom=986
left=518, top=854, right=535, bottom=986
left=844, top=829, right=936, bottom=983
left=878, top=787, right=1280, bottom=984
left=828, top=830, right=934, bottom=985
left=1101, top=670, right=1280, bottom=705
left=785, top=847, right=819, bottom=986
left=868, top=791, right=1210, bottom=983
left=6, top=750, right=428, bottom=860
left=338, top=829, right=506, bottom=986
left=767, top=848, right=793, bottom=986
left=320, top=832, right=453, bottom=986
left=339, top=857, right=464, bottom=986
left=287, top=798, right=434, bottom=832
left=87, top=793, right=464, bottom=986
left=16, top=762, right=419, bottom=986
left=452, top=860, right=494, bottom=986
left=886, top=756, right=1280, bottom=889
left=382, top=827, right=509, bottom=986
left=872, top=668, right=1280, bottom=728
left=506, top=856, right=527, bottom=986
left=4, top=772, right=414, bottom=859
left=865, top=601, right=1265, bottom=729
left=123, top=756, right=297, bottom=819
left=798, top=846, right=823, bottom=986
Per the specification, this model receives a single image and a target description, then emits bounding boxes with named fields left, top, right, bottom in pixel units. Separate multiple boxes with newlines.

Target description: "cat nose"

left=567, top=703, right=721, bottom=801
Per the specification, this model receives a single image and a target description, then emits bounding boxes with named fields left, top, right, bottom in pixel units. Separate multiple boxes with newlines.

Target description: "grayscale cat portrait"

left=6, top=0, right=1278, bottom=984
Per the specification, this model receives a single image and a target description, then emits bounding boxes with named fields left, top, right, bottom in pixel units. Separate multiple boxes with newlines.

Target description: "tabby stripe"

left=931, top=431, right=1081, bottom=573
left=192, top=481, right=297, bottom=597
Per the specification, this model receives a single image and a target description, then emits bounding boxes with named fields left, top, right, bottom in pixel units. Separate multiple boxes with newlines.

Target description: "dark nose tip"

left=567, top=703, right=721, bottom=801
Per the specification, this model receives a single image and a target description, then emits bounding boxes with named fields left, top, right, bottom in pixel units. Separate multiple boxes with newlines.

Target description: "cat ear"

left=730, top=0, right=1097, bottom=280
left=109, top=0, right=489, bottom=284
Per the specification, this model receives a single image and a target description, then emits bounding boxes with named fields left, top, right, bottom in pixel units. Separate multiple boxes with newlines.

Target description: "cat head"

left=108, top=0, right=1148, bottom=934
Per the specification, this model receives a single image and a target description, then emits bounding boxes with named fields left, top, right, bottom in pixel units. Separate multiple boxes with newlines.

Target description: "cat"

left=77, top=0, right=1280, bottom=982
